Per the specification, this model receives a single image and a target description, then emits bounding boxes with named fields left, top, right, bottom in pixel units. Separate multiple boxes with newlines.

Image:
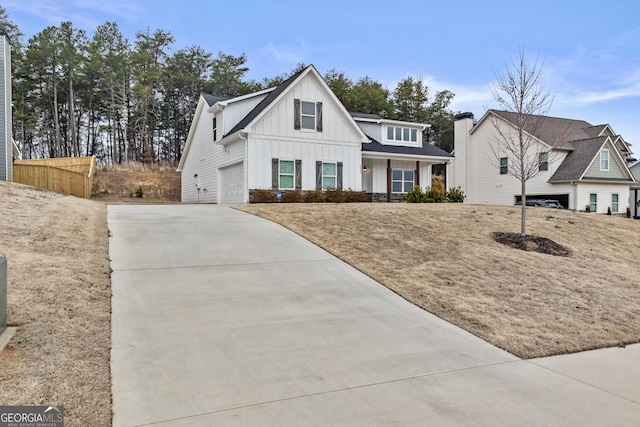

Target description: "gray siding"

left=584, top=147, right=626, bottom=179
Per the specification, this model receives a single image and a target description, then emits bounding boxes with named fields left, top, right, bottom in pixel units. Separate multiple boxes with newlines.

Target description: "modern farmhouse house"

left=451, top=111, right=635, bottom=213
left=177, top=65, right=453, bottom=203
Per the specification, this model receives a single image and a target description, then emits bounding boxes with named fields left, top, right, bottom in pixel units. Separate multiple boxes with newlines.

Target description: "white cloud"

left=262, top=40, right=308, bottom=66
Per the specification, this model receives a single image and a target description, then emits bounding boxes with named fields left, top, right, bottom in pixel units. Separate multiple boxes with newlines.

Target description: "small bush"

left=424, top=187, right=446, bottom=203
left=305, top=188, right=326, bottom=203
left=135, top=187, right=144, bottom=198
left=446, top=186, right=465, bottom=203
left=281, top=190, right=302, bottom=203
left=251, top=189, right=278, bottom=203
left=345, top=188, right=370, bottom=202
left=404, top=186, right=425, bottom=203
left=325, top=187, right=347, bottom=203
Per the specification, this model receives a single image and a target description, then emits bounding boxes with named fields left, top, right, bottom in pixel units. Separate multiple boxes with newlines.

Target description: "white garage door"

left=219, top=162, right=245, bottom=204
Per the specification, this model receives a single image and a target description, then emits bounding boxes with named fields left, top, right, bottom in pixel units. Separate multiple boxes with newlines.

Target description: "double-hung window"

left=301, top=101, right=316, bottom=130
left=539, top=152, right=548, bottom=171
left=321, top=162, right=337, bottom=189
left=294, top=99, right=322, bottom=131
left=600, top=149, right=609, bottom=170
left=279, top=160, right=295, bottom=189
left=500, top=157, right=508, bottom=175
left=612, top=194, right=619, bottom=213
left=392, top=169, right=414, bottom=193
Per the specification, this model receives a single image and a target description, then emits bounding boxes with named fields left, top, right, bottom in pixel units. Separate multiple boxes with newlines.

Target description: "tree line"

left=2, top=8, right=456, bottom=166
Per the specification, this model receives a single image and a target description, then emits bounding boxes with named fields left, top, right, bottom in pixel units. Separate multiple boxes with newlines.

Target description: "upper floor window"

left=500, top=157, right=508, bottom=175
left=294, top=99, right=323, bottom=132
left=539, top=152, right=548, bottom=171
left=600, top=149, right=609, bottom=170
left=212, top=116, right=217, bottom=141
left=386, top=126, right=418, bottom=142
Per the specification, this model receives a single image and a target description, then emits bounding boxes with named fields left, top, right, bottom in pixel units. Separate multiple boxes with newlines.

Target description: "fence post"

left=0, top=254, right=7, bottom=335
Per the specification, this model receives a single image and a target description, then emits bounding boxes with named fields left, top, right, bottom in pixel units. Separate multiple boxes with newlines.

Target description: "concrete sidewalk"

left=109, top=205, right=640, bottom=426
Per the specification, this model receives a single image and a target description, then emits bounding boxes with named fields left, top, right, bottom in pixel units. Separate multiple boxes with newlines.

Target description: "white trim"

left=362, top=152, right=452, bottom=162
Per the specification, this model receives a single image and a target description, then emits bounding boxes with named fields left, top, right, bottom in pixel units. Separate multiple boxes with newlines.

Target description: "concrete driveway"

left=109, top=205, right=640, bottom=426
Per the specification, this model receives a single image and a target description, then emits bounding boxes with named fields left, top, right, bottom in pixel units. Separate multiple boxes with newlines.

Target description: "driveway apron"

left=109, top=205, right=640, bottom=426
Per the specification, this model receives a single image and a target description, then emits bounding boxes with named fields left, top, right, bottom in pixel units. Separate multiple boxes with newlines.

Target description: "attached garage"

left=219, top=162, right=245, bottom=204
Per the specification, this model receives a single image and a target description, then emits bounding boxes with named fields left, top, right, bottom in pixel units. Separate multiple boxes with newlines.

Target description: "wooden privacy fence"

left=13, top=156, right=96, bottom=199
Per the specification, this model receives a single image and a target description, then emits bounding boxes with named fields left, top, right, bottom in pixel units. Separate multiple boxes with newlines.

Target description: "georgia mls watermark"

left=0, top=406, right=64, bottom=427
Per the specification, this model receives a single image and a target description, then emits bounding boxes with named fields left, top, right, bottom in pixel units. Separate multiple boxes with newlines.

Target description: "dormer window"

left=294, top=99, right=323, bottom=132
left=386, top=126, right=418, bottom=142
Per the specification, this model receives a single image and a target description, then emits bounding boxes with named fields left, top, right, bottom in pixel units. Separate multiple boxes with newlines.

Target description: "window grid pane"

left=387, top=126, right=394, bottom=139
left=301, top=101, right=315, bottom=115
left=411, top=129, right=417, bottom=142
left=280, top=161, right=294, bottom=174
left=395, top=127, right=402, bottom=140
left=280, top=175, right=294, bottom=189
left=323, top=163, right=336, bottom=175
left=322, top=177, right=336, bottom=189
left=301, top=116, right=315, bottom=129
left=403, top=128, right=410, bottom=141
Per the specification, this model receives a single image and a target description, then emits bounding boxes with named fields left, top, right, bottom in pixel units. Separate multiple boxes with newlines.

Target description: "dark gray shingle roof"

left=224, top=67, right=307, bottom=138
left=202, top=94, right=230, bottom=106
left=362, top=136, right=453, bottom=158
left=490, top=110, right=594, bottom=150
left=548, top=136, right=606, bottom=182
left=351, top=112, right=383, bottom=120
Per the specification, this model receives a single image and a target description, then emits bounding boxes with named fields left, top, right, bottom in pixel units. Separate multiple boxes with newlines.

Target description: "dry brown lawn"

left=0, top=181, right=111, bottom=427
left=1, top=178, right=639, bottom=426
left=236, top=203, right=640, bottom=358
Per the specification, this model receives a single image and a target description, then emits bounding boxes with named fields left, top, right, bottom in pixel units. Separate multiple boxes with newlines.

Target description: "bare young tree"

left=489, top=49, right=554, bottom=236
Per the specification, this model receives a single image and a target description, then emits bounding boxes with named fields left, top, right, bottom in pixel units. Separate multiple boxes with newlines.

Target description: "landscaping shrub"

left=424, top=187, right=447, bottom=203
left=345, top=189, right=370, bottom=202
left=305, top=188, right=326, bottom=203
left=446, top=186, right=466, bottom=203
left=281, top=190, right=302, bottom=203
left=325, top=187, right=347, bottom=203
left=135, top=187, right=144, bottom=198
left=404, top=185, right=425, bottom=203
left=251, top=189, right=278, bottom=203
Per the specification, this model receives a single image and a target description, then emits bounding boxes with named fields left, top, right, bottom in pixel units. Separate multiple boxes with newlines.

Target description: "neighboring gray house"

left=451, top=110, right=635, bottom=213
left=177, top=65, right=453, bottom=203
left=0, top=25, right=13, bottom=181
left=630, top=160, right=640, bottom=217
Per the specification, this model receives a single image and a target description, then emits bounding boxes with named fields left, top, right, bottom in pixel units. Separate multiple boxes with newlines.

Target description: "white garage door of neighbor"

left=219, top=162, right=244, bottom=204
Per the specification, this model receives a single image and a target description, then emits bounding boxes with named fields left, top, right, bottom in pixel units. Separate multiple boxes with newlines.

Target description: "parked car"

left=543, top=200, right=565, bottom=209
left=515, top=199, right=563, bottom=208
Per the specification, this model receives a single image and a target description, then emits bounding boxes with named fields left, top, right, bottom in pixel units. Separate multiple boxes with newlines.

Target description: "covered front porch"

left=362, top=153, right=452, bottom=202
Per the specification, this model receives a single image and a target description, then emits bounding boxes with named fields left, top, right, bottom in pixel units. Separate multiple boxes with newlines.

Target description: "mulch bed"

left=492, top=232, right=572, bottom=257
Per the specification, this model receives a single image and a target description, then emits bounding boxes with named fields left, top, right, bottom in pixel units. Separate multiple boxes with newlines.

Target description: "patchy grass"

left=236, top=203, right=640, bottom=358
left=0, top=181, right=111, bottom=427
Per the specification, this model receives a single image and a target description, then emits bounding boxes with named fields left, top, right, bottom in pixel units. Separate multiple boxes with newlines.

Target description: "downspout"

left=572, top=181, right=578, bottom=210
left=386, top=159, right=391, bottom=202
left=238, top=131, right=249, bottom=203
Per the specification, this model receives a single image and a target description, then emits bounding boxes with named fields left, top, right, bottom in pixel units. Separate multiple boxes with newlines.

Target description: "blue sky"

left=5, top=0, right=640, bottom=151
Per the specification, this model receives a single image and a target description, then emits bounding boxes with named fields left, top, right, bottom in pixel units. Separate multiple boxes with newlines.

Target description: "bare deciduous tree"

left=489, top=49, right=554, bottom=236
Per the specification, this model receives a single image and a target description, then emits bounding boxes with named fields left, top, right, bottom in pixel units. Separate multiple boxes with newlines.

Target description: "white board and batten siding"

left=221, top=93, right=269, bottom=135
left=246, top=72, right=365, bottom=191
left=248, top=137, right=361, bottom=191
left=180, top=98, right=220, bottom=203
left=363, top=159, right=431, bottom=194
